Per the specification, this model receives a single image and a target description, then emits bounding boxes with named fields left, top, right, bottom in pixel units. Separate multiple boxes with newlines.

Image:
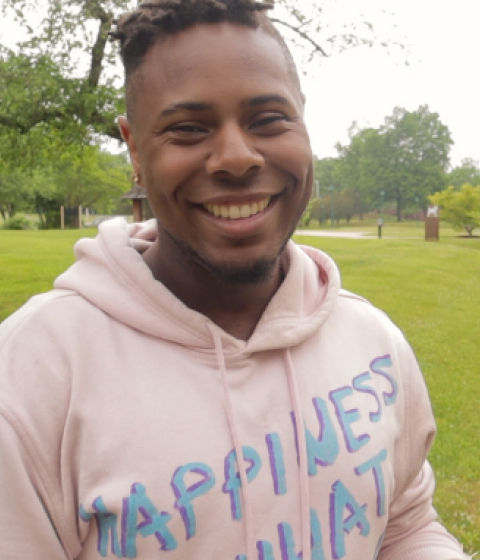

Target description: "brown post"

left=121, top=184, right=146, bottom=222
left=425, top=218, right=439, bottom=241
left=78, top=205, right=83, bottom=229
left=60, top=206, right=65, bottom=230
left=132, top=199, right=143, bottom=222
left=425, top=205, right=440, bottom=241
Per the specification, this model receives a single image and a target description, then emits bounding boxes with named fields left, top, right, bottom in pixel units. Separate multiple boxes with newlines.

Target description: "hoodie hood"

left=55, top=218, right=341, bottom=355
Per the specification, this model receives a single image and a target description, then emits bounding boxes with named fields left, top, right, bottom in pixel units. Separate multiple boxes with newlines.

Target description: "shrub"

left=0, top=216, right=34, bottom=230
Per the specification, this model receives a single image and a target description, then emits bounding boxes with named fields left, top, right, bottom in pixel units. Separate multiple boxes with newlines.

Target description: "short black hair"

left=109, top=0, right=301, bottom=119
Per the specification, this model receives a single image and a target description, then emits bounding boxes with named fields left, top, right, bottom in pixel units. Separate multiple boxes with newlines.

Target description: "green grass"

left=1, top=225, right=479, bottom=554
left=294, top=232, right=480, bottom=554
left=0, top=229, right=97, bottom=320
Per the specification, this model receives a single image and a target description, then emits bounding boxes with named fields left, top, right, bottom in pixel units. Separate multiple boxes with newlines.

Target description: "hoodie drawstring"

left=207, top=324, right=256, bottom=560
left=284, top=348, right=311, bottom=560
left=207, top=323, right=311, bottom=560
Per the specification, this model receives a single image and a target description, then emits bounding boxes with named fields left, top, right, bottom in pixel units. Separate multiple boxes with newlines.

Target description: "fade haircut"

left=109, top=0, right=301, bottom=120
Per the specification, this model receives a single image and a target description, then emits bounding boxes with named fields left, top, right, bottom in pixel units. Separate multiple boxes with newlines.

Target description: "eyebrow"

left=158, top=94, right=291, bottom=119
left=246, top=94, right=290, bottom=108
left=159, top=102, right=214, bottom=118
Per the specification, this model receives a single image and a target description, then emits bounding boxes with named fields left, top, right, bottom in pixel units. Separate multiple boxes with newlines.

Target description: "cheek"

left=270, top=133, right=312, bottom=181
left=142, top=146, right=202, bottom=198
left=304, top=158, right=314, bottom=197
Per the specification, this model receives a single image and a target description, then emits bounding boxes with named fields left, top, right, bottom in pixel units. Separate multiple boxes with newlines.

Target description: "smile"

left=203, top=196, right=272, bottom=220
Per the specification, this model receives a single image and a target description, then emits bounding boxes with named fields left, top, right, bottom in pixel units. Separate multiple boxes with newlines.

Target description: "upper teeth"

left=204, top=197, right=271, bottom=219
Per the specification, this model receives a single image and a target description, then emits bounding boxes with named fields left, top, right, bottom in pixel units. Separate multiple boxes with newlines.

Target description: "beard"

left=164, top=227, right=294, bottom=286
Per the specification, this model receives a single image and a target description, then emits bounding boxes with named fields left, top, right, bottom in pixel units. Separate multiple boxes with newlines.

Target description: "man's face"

left=119, top=23, right=313, bottom=284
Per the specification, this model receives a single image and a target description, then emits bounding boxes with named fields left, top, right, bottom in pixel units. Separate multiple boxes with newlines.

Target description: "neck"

left=143, top=238, right=286, bottom=341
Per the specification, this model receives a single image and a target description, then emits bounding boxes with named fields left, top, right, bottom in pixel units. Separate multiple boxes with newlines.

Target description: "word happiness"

left=81, top=356, right=396, bottom=559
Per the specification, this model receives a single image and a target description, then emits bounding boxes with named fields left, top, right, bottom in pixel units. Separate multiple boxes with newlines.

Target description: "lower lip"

left=199, top=197, right=279, bottom=237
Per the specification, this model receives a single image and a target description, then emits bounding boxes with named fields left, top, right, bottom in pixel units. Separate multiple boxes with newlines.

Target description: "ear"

left=117, top=115, right=140, bottom=173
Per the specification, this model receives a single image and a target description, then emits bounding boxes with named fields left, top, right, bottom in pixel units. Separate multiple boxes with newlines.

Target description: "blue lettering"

left=355, top=449, right=388, bottom=517
left=278, top=522, right=302, bottom=560
left=257, top=540, right=275, bottom=560
left=266, top=433, right=287, bottom=495
left=277, top=510, right=326, bottom=560
left=329, top=387, right=370, bottom=453
left=352, top=372, right=382, bottom=423
left=370, top=356, right=397, bottom=406
left=291, top=397, right=339, bottom=474
left=122, top=483, right=177, bottom=557
left=330, top=480, right=370, bottom=559
left=89, top=497, right=122, bottom=558
left=223, top=446, right=262, bottom=521
left=310, top=508, right=327, bottom=560
left=172, top=463, right=216, bottom=540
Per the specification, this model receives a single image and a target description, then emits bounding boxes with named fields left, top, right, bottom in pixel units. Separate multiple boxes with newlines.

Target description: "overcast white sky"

left=299, top=0, right=480, bottom=167
left=1, top=0, right=479, bottom=168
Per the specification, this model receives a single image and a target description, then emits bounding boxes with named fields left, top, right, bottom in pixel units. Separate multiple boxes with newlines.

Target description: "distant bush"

left=1, top=216, right=35, bottom=230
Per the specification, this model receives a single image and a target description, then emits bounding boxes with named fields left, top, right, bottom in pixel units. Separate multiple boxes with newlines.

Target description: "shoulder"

left=0, top=289, right=103, bottom=353
left=334, top=289, right=405, bottom=338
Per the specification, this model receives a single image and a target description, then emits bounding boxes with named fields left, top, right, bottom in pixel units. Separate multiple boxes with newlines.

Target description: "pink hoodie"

left=0, top=218, right=469, bottom=559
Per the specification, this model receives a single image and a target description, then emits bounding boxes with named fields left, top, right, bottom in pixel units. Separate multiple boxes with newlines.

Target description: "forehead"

left=131, top=23, right=302, bottom=113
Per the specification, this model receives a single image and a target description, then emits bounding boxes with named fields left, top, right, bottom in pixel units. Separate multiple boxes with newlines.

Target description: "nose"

left=206, top=121, right=264, bottom=179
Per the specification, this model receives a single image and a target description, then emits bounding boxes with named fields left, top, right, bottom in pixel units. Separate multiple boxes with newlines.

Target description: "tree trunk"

left=396, top=197, right=402, bottom=221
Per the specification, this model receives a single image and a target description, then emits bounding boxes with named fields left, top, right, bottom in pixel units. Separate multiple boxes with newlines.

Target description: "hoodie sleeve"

left=0, top=412, right=72, bottom=559
left=378, top=338, right=469, bottom=560
left=0, top=298, right=82, bottom=560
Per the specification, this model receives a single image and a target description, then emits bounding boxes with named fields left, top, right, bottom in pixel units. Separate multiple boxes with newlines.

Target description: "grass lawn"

left=0, top=229, right=97, bottom=320
left=1, top=223, right=479, bottom=554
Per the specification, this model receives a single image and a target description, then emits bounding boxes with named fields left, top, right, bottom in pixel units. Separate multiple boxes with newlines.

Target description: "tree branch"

left=270, top=17, right=328, bottom=58
left=90, top=111, right=123, bottom=141
left=0, top=111, right=64, bottom=134
left=86, top=2, right=114, bottom=89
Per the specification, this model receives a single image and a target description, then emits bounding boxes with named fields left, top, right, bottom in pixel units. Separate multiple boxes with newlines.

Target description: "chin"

left=166, top=225, right=293, bottom=285
left=203, top=256, right=279, bottom=285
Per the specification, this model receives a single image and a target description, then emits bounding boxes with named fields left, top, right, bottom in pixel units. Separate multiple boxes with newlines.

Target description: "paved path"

left=295, top=229, right=377, bottom=239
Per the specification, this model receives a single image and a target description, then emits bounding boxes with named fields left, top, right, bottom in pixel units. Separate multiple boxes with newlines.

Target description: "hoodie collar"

left=55, top=218, right=341, bottom=356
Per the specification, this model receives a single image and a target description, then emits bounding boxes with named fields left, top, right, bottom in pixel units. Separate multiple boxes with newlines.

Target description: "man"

left=0, top=1, right=470, bottom=559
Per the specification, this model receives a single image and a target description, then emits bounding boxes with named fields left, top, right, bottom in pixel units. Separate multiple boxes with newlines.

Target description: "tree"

left=447, top=158, right=480, bottom=190
left=49, top=146, right=131, bottom=211
left=0, top=172, right=29, bottom=219
left=429, top=184, right=480, bottom=237
left=335, top=126, right=383, bottom=217
left=0, top=114, right=131, bottom=226
left=336, top=106, right=453, bottom=221
left=315, top=154, right=370, bottom=220
left=380, top=106, right=452, bottom=220
left=0, top=0, right=405, bottom=145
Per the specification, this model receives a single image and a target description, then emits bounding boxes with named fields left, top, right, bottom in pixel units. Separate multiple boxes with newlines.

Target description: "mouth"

left=202, top=196, right=272, bottom=220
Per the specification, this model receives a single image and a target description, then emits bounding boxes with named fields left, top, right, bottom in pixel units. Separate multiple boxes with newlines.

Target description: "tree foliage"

left=429, top=184, right=480, bottom=236
left=335, top=106, right=452, bottom=220
left=0, top=0, right=405, bottom=145
left=0, top=130, right=131, bottom=226
left=446, top=158, right=480, bottom=190
left=49, top=145, right=131, bottom=209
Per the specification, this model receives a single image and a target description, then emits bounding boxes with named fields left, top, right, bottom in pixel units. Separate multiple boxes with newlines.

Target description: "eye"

left=250, top=114, right=289, bottom=130
left=162, top=122, right=209, bottom=144
left=168, top=123, right=207, bottom=134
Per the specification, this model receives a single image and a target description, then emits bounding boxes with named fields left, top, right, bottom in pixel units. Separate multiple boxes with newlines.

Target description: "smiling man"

left=116, top=14, right=313, bottom=339
left=0, top=1, right=470, bottom=559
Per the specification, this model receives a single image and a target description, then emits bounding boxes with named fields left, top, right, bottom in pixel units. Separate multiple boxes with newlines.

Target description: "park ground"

left=0, top=219, right=479, bottom=554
